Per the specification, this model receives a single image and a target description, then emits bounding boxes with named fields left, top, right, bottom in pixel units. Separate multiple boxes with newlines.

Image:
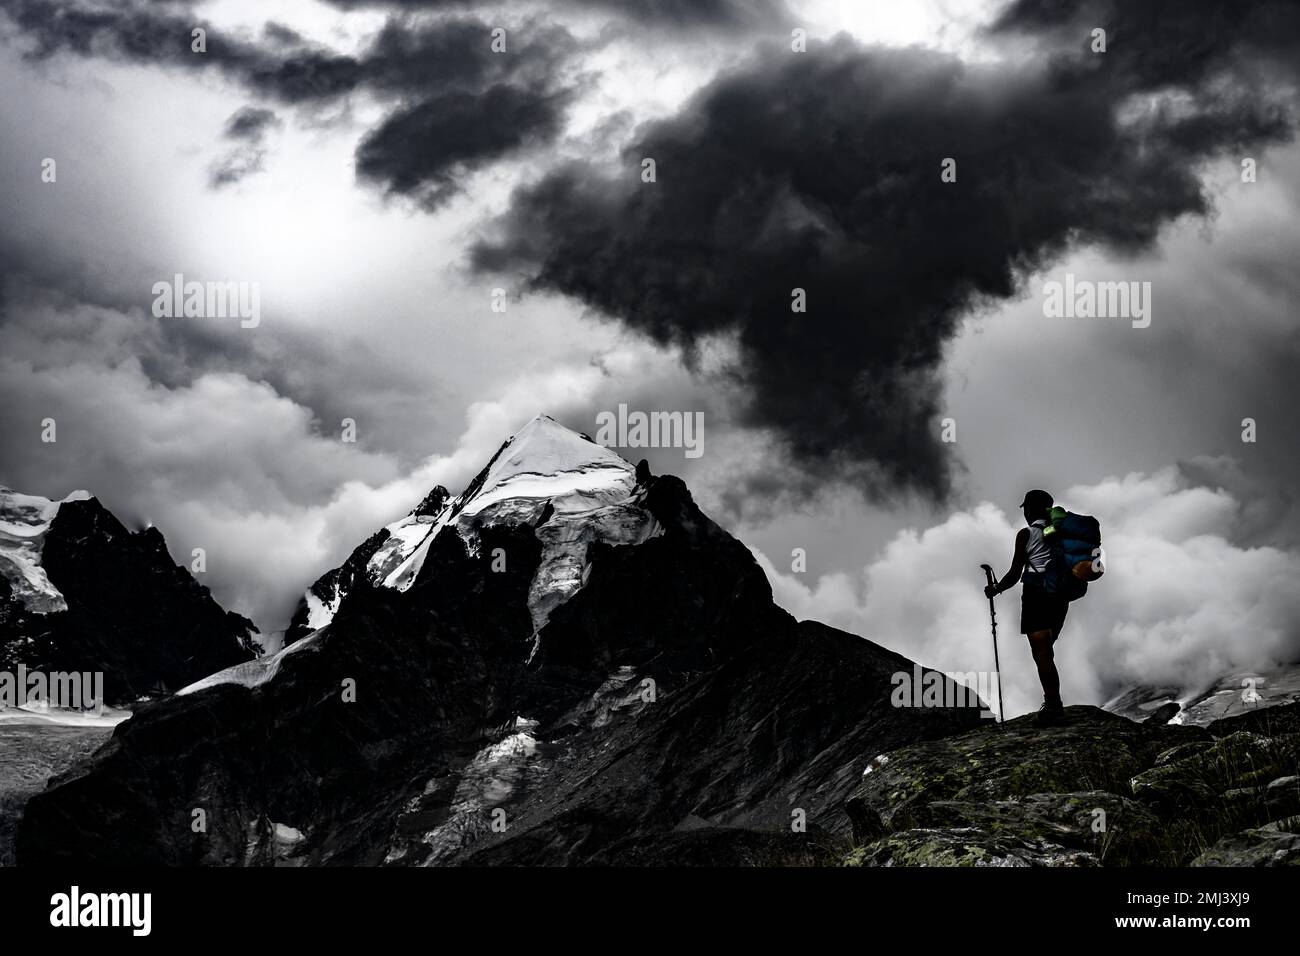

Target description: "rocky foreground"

left=842, top=702, right=1300, bottom=866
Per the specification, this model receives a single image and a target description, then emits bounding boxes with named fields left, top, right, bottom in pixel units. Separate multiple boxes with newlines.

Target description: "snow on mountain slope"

left=373, top=496, right=457, bottom=592
left=1105, top=663, right=1300, bottom=726
left=177, top=631, right=323, bottom=697
left=0, top=487, right=92, bottom=614
left=294, top=415, right=661, bottom=639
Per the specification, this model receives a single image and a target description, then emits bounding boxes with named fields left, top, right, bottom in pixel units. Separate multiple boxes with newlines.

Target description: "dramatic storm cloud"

left=0, top=1, right=581, bottom=203
left=316, top=0, right=788, bottom=29
left=223, top=106, right=280, bottom=142
left=472, top=0, right=1300, bottom=503
left=356, top=83, right=573, bottom=210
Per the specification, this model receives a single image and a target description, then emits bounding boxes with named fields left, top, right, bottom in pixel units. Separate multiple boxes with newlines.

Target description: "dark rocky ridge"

left=18, top=474, right=986, bottom=866
left=283, top=486, right=451, bottom=648
left=0, top=497, right=258, bottom=704
left=842, top=703, right=1300, bottom=866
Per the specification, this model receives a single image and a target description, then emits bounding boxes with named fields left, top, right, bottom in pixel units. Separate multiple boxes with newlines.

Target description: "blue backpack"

left=1041, top=508, right=1104, bottom=602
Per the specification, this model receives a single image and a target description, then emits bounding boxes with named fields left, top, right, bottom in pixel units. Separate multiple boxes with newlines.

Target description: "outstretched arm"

left=985, top=528, right=1029, bottom=597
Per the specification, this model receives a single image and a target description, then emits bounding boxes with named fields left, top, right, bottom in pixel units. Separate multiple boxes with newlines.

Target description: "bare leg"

left=1027, top=629, right=1061, bottom=705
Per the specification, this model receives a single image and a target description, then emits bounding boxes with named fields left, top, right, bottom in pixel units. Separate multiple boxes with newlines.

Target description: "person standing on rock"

left=984, top=489, right=1068, bottom=726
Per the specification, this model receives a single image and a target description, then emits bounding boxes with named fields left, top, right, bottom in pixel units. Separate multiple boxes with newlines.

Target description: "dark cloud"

left=208, top=106, right=282, bottom=187
left=207, top=149, right=264, bottom=187
left=991, top=0, right=1300, bottom=88
left=223, top=106, right=281, bottom=142
left=357, top=84, right=572, bottom=208
left=0, top=2, right=581, bottom=196
left=471, top=5, right=1300, bottom=504
left=0, top=2, right=577, bottom=100
left=0, top=0, right=358, bottom=99
left=348, top=17, right=579, bottom=204
left=261, top=21, right=303, bottom=47
left=360, top=16, right=576, bottom=93
left=317, top=0, right=787, bottom=29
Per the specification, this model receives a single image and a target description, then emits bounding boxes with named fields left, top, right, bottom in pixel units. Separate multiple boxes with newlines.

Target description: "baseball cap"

left=1020, top=489, right=1054, bottom=509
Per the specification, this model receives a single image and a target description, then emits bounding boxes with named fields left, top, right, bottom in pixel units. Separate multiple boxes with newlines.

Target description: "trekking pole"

left=979, top=564, right=1006, bottom=724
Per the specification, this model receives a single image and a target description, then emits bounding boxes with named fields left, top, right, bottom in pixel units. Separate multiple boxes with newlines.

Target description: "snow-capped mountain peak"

left=287, top=414, right=660, bottom=644
left=459, top=414, right=633, bottom=518
left=2, top=485, right=259, bottom=702
left=0, top=486, right=93, bottom=614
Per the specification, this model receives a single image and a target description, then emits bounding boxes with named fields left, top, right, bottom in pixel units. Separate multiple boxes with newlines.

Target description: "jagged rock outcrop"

left=283, top=487, right=451, bottom=647
left=1, top=489, right=258, bottom=704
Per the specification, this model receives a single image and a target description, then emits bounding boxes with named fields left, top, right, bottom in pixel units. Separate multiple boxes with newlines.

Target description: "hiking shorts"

left=1020, top=579, right=1068, bottom=636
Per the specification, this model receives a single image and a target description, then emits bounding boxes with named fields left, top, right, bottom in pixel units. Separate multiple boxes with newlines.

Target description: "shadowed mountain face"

left=17, top=418, right=985, bottom=866
left=0, top=493, right=258, bottom=704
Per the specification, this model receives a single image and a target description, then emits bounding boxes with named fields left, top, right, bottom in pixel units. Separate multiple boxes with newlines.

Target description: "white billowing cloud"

left=204, top=341, right=721, bottom=627
left=800, top=0, right=1007, bottom=60
left=757, top=466, right=1300, bottom=719
left=0, top=284, right=722, bottom=630
left=7, top=281, right=1297, bottom=701
left=1, top=324, right=400, bottom=628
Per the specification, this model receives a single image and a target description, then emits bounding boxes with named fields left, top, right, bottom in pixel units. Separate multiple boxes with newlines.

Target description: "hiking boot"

left=1035, top=700, right=1066, bottom=727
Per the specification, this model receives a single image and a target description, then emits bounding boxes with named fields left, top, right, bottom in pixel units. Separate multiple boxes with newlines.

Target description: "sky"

left=1, top=0, right=1298, bottom=717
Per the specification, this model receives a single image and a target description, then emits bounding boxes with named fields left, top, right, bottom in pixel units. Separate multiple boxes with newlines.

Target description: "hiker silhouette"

left=984, top=489, right=1068, bottom=726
